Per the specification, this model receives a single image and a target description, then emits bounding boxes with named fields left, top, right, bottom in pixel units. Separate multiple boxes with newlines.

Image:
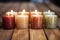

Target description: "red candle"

left=2, top=13, right=15, bottom=29
left=31, top=10, right=43, bottom=29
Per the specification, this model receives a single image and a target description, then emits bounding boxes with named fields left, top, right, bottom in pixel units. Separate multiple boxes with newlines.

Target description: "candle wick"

left=35, top=10, right=38, bottom=15
left=48, top=10, right=50, bottom=13
left=22, top=9, right=25, bottom=15
left=7, top=13, right=10, bottom=16
left=11, top=10, right=13, bottom=14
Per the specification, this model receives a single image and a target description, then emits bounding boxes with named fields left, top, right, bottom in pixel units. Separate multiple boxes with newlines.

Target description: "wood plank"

left=19, top=2, right=29, bottom=11
left=0, top=3, right=14, bottom=13
left=44, top=29, right=60, bottom=40
left=0, top=29, right=14, bottom=40
left=30, top=29, right=47, bottom=40
left=7, top=2, right=21, bottom=12
left=35, top=3, right=49, bottom=11
left=58, top=18, right=60, bottom=28
left=12, top=29, right=29, bottom=40
left=0, top=3, right=6, bottom=9
left=27, top=3, right=39, bottom=12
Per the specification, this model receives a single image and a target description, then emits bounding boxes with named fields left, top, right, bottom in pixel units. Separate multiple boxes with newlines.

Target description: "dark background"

left=50, top=0, right=60, bottom=7
left=0, top=0, right=60, bottom=7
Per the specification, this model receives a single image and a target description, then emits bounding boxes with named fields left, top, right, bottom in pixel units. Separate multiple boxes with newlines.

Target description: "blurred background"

left=0, top=0, right=60, bottom=7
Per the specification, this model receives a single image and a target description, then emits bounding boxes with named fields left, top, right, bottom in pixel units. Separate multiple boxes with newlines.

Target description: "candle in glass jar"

left=31, top=10, right=43, bottom=29
left=18, top=9, right=29, bottom=15
left=2, top=12, right=15, bottom=29
left=15, top=10, right=29, bottom=29
left=6, top=10, right=17, bottom=15
left=43, top=10, right=55, bottom=25
left=45, top=15, right=57, bottom=28
left=30, top=10, right=42, bottom=25
left=43, top=10, right=55, bottom=15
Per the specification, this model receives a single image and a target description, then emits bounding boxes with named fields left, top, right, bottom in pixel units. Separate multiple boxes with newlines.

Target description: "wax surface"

left=2, top=15, right=15, bottom=29
left=31, top=15, right=43, bottom=29
left=15, top=15, right=29, bottom=29
left=45, top=15, right=57, bottom=28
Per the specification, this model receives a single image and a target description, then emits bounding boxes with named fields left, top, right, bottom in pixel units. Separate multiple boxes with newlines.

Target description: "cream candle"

left=45, top=15, right=57, bottom=28
left=18, top=9, right=29, bottom=15
left=15, top=10, right=29, bottom=29
left=31, top=10, right=43, bottom=29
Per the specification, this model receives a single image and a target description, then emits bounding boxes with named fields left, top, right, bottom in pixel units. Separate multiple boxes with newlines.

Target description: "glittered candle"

left=45, top=15, right=57, bottom=28
left=31, top=10, right=43, bottom=29
left=2, top=12, right=15, bottom=29
left=15, top=10, right=29, bottom=29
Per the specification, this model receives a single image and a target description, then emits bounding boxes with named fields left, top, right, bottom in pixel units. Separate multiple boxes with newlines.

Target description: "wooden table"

left=0, top=2, right=60, bottom=40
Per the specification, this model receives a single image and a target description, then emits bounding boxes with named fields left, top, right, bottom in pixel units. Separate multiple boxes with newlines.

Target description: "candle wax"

left=45, top=15, right=57, bottom=28
left=2, top=15, right=15, bottom=29
left=15, top=15, right=29, bottom=29
left=31, top=15, right=43, bottom=29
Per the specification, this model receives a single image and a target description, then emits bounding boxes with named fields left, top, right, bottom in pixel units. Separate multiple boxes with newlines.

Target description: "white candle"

left=45, top=15, right=57, bottom=28
left=43, top=10, right=55, bottom=15
left=15, top=10, right=29, bottom=29
left=18, top=9, right=29, bottom=15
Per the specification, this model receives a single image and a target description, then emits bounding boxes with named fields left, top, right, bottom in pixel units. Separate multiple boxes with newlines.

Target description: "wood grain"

left=12, top=29, right=29, bottom=40
left=30, top=29, right=47, bottom=40
left=0, top=29, right=13, bottom=40
left=44, top=29, right=60, bottom=40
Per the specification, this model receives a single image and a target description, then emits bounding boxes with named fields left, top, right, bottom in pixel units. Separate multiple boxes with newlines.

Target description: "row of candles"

left=2, top=9, right=58, bottom=29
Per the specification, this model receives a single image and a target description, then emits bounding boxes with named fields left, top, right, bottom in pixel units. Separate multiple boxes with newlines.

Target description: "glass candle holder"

left=45, top=15, right=57, bottom=28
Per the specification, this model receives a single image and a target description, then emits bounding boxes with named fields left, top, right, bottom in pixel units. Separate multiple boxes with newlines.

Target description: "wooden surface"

left=30, top=29, right=47, bottom=40
left=0, top=2, right=60, bottom=40
left=44, top=29, right=60, bottom=40
left=0, top=29, right=13, bottom=40
left=12, top=29, right=29, bottom=40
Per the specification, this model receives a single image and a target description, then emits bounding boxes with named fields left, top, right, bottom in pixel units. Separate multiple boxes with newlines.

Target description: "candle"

left=2, top=12, right=15, bottom=29
left=43, top=10, right=55, bottom=25
left=15, top=9, right=29, bottom=29
left=18, top=9, right=29, bottom=16
left=45, top=15, right=57, bottom=28
left=6, top=10, right=17, bottom=15
left=31, top=10, right=42, bottom=15
left=30, top=10, right=42, bottom=25
left=31, top=10, right=43, bottom=29
left=43, top=10, right=55, bottom=15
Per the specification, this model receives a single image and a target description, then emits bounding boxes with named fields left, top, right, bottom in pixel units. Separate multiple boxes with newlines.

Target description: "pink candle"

left=2, top=11, right=15, bottom=29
